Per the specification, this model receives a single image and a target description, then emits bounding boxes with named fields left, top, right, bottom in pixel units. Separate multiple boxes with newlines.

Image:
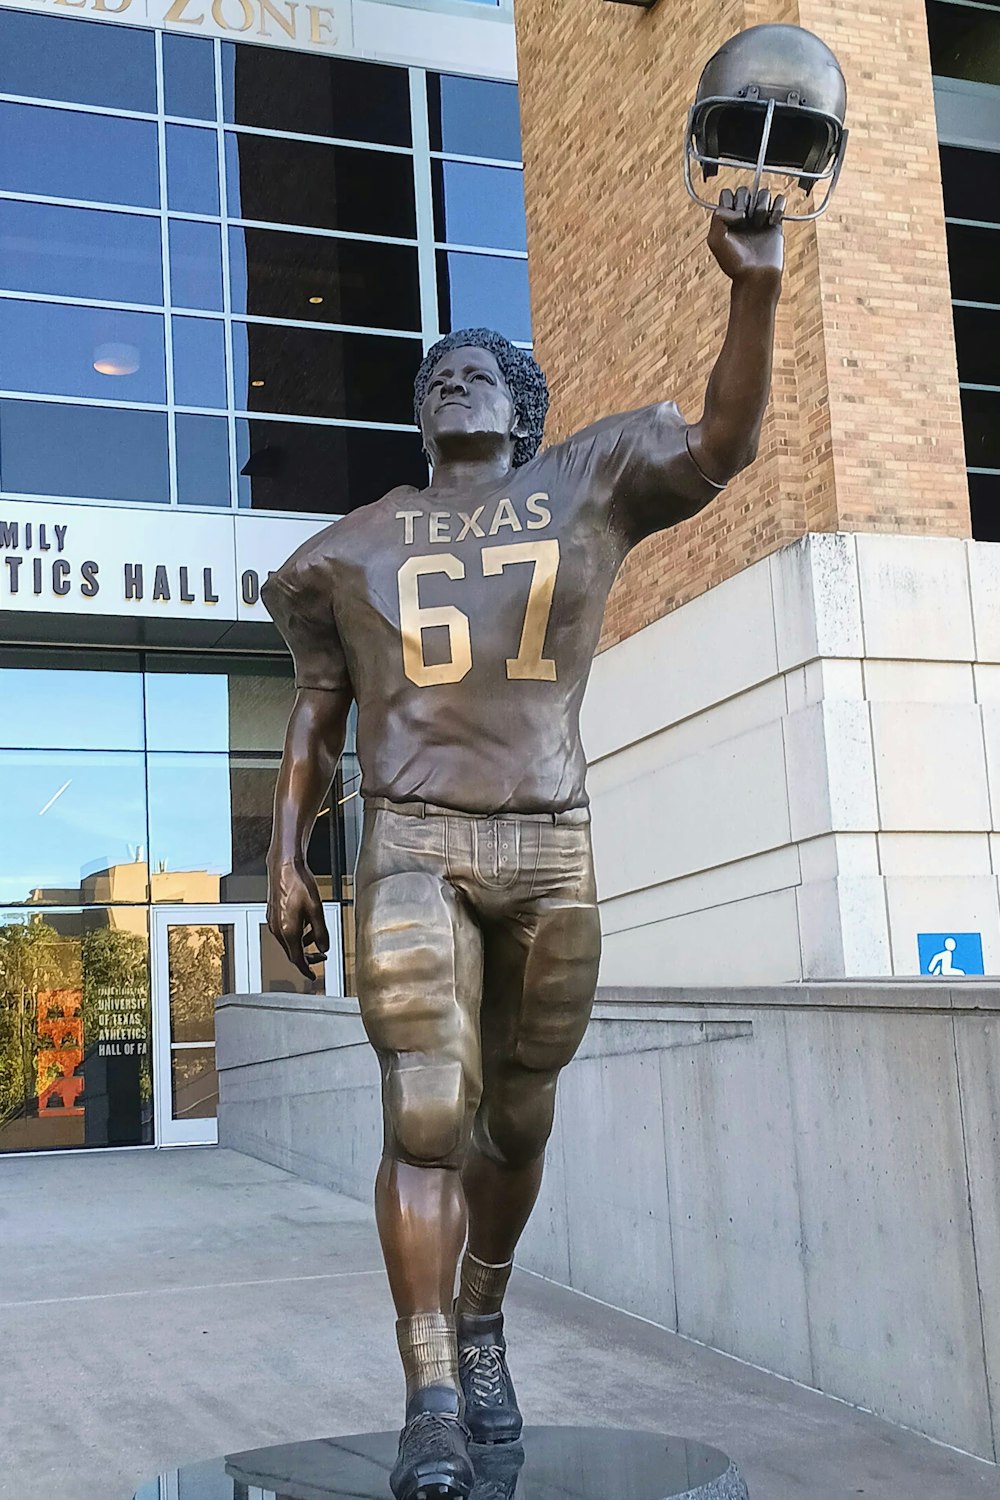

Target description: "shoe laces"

left=401, top=1410, right=466, bottom=1460
left=460, top=1343, right=507, bottom=1407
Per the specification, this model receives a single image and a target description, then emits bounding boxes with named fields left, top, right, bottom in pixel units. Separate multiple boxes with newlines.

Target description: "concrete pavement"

left=0, top=1146, right=995, bottom=1500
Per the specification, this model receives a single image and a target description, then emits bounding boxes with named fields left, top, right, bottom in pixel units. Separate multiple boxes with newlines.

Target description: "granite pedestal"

left=134, top=1426, right=749, bottom=1500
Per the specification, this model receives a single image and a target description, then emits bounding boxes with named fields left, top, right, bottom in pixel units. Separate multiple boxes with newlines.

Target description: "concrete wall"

left=217, top=982, right=1000, bottom=1464
left=584, top=532, right=1000, bottom=982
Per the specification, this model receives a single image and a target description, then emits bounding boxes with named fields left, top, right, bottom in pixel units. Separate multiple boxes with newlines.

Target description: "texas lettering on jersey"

left=394, top=492, right=557, bottom=690
left=262, top=402, right=722, bottom=815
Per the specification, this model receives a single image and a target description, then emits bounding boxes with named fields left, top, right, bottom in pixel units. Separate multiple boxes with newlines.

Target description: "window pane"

left=0, top=300, right=165, bottom=403
left=147, top=753, right=231, bottom=901
left=962, top=388, right=1000, bottom=469
left=0, top=11, right=156, bottom=113
left=173, top=316, right=227, bottom=408
left=0, top=909, right=153, bottom=1154
left=145, top=669, right=230, bottom=754
left=147, top=751, right=282, bottom=903
left=225, top=133, right=416, bottom=238
left=169, top=219, right=224, bottom=311
left=970, top=470, right=1000, bottom=541
left=433, top=160, right=526, bottom=250
left=0, top=200, right=163, bottom=306
left=237, top=418, right=426, bottom=513
left=166, top=125, right=221, bottom=216
left=941, top=145, right=1000, bottom=226
left=228, top=226, right=420, bottom=329
left=928, top=0, right=1000, bottom=86
left=168, top=926, right=230, bottom=1043
left=222, top=45, right=411, bottom=146
left=233, top=323, right=418, bottom=423
left=0, top=103, right=159, bottom=208
left=934, top=76, right=1000, bottom=152
left=176, top=414, right=231, bottom=508
left=163, top=34, right=217, bottom=121
left=0, top=751, right=148, bottom=906
left=0, top=400, right=169, bottom=504
left=429, top=74, right=522, bottom=161
left=171, top=1046, right=218, bottom=1119
left=0, top=653, right=144, bottom=751
left=258, top=919, right=327, bottom=996
left=227, top=664, right=296, bottom=751
left=144, top=657, right=294, bottom=753
left=226, top=754, right=284, bottom=903
left=953, top=304, right=1000, bottom=385
left=437, top=250, right=531, bottom=343
left=947, top=222, right=1000, bottom=304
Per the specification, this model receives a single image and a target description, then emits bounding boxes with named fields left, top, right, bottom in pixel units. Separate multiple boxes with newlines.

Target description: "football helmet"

left=684, top=24, right=848, bottom=221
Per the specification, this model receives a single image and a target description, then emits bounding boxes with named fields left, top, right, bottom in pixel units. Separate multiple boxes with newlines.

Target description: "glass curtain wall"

left=0, top=10, right=527, bottom=517
left=928, top=0, right=1000, bottom=538
left=0, top=648, right=360, bottom=1154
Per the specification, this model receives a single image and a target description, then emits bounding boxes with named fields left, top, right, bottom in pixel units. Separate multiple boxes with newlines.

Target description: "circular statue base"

left=134, top=1425, right=749, bottom=1500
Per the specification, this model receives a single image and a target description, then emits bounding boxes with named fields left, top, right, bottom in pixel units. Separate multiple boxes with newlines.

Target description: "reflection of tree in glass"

left=168, top=926, right=225, bottom=1043
left=0, top=918, right=75, bottom=1126
left=82, top=926, right=152, bottom=1100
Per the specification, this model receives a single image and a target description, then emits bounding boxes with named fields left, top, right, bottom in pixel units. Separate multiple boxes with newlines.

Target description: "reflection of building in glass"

left=27, top=862, right=223, bottom=911
left=0, top=1, right=522, bottom=1152
left=0, top=909, right=155, bottom=1152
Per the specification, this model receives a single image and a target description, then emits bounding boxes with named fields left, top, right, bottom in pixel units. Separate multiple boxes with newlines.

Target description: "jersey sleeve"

left=261, top=545, right=353, bottom=695
left=568, top=401, right=726, bottom=546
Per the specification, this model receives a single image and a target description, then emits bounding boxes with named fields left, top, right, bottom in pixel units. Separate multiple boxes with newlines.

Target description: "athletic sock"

left=457, top=1250, right=514, bottom=1317
left=395, top=1312, right=460, bottom=1402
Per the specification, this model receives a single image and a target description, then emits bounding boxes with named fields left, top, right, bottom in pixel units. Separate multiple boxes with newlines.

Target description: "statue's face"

left=419, top=345, right=518, bottom=460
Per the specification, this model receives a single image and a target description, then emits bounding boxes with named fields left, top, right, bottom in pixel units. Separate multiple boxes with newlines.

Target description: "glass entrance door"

left=151, top=907, right=247, bottom=1147
left=151, top=903, right=342, bottom=1146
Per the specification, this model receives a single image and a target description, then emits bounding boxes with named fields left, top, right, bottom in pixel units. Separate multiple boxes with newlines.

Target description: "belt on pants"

left=364, top=796, right=590, bottom=826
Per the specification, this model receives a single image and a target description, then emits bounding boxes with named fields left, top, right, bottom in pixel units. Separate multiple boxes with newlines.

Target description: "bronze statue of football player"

left=263, top=27, right=847, bottom=1500
left=262, top=185, right=779, bottom=1495
left=263, top=17, right=851, bottom=1482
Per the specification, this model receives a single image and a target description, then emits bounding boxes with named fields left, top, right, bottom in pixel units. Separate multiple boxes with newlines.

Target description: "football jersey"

left=262, top=401, right=721, bottom=814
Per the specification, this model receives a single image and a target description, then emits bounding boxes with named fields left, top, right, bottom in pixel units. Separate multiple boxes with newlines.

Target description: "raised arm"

left=267, top=685, right=353, bottom=977
left=687, top=186, right=785, bottom=487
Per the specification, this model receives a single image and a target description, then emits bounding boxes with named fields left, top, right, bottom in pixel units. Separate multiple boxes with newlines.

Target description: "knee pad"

left=387, top=1057, right=468, bottom=1165
left=475, top=1071, right=558, bottom=1169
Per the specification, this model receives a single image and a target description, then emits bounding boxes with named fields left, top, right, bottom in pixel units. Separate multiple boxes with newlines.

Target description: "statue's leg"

left=355, top=854, right=484, bottom=1411
left=464, top=890, right=601, bottom=1282
left=456, top=832, right=601, bottom=1444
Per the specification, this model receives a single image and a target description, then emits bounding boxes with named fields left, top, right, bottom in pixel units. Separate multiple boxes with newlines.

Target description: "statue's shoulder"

left=265, top=523, right=343, bottom=607
left=566, top=400, right=686, bottom=450
left=270, top=485, right=420, bottom=591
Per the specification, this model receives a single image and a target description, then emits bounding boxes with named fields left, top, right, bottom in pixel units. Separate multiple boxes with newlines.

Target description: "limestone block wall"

left=584, top=533, right=1000, bottom=982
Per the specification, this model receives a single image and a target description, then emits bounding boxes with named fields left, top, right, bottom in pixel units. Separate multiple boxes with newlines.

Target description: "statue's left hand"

left=708, top=186, right=785, bottom=285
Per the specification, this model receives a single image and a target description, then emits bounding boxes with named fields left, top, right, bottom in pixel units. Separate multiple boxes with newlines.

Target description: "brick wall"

left=513, top=0, right=971, bottom=648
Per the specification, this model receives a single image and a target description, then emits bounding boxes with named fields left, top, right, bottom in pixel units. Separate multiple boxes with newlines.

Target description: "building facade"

left=0, top=0, right=527, bottom=1152
left=6, top=0, right=999, bottom=1155
left=515, top=0, right=1000, bottom=984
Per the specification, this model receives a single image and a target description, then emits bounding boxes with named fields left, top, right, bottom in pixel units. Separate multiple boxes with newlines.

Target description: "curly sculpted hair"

left=413, top=328, right=549, bottom=469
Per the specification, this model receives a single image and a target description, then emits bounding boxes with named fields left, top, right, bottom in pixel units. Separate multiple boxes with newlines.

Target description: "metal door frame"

left=151, top=905, right=250, bottom=1147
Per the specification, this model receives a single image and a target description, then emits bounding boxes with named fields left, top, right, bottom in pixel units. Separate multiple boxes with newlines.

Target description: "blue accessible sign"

left=917, top=932, right=984, bottom=977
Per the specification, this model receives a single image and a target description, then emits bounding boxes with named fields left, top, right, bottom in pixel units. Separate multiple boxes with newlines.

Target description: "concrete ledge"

left=217, top=981, right=1000, bottom=1465
left=594, top=980, right=1000, bottom=1013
